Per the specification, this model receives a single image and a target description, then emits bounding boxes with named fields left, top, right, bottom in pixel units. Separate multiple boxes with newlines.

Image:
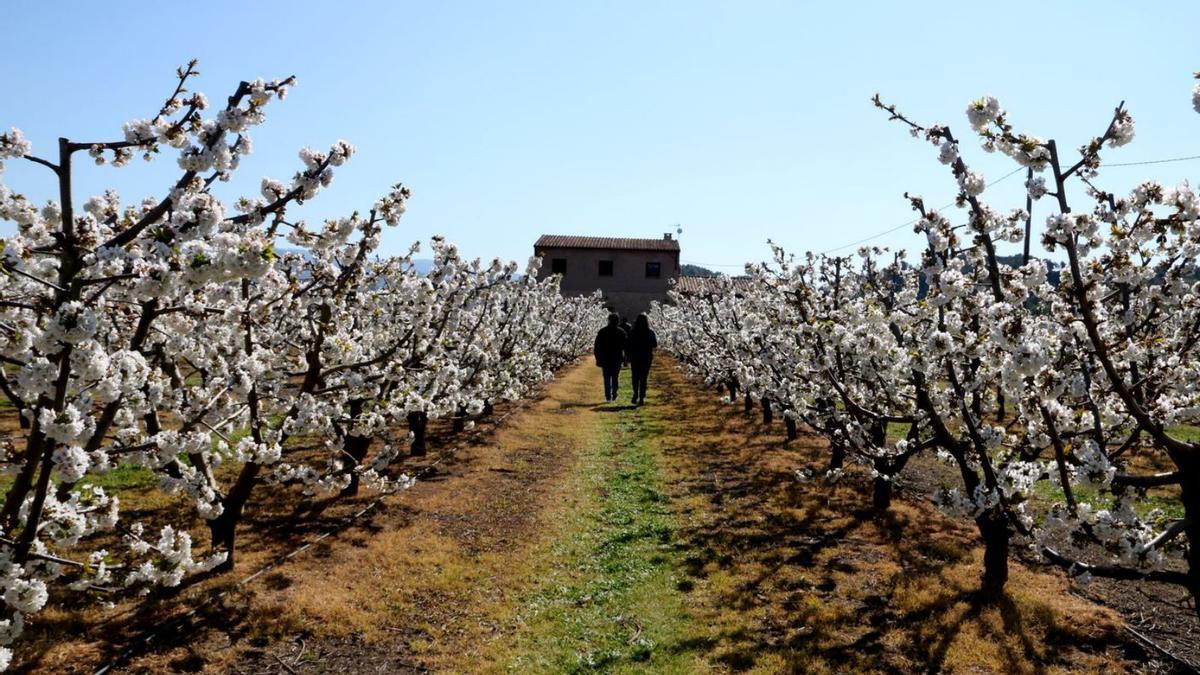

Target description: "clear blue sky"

left=3, top=1, right=1198, bottom=269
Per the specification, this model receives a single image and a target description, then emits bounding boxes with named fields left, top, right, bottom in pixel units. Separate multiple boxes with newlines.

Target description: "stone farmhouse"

left=533, top=234, right=681, bottom=320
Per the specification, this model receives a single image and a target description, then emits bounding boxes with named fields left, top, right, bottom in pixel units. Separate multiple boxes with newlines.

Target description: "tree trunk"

left=872, top=475, right=892, bottom=511
left=340, top=399, right=371, bottom=496
left=481, top=401, right=494, bottom=417
left=408, top=411, right=429, bottom=456
left=829, top=439, right=846, bottom=471
left=452, top=406, right=467, bottom=433
left=726, top=380, right=739, bottom=403
left=744, top=393, right=753, bottom=413
left=943, top=439, right=1009, bottom=595
left=761, top=398, right=773, bottom=425
left=1177, top=460, right=1200, bottom=617
left=871, top=454, right=912, bottom=513
left=209, top=512, right=237, bottom=573
left=785, top=416, right=798, bottom=441
left=869, top=419, right=887, bottom=448
left=209, top=463, right=261, bottom=572
left=977, top=508, right=1010, bottom=593
left=340, top=433, right=372, bottom=496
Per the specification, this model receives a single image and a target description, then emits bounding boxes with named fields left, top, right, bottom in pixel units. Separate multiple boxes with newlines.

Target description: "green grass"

left=1027, top=428, right=1195, bottom=522
left=81, top=463, right=157, bottom=492
left=506, top=373, right=703, bottom=674
left=1032, top=480, right=1185, bottom=521
left=0, top=462, right=157, bottom=508
left=1166, top=424, right=1200, bottom=444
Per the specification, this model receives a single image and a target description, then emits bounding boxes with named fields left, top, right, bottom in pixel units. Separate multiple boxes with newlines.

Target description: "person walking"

left=594, top=313, right=628, bottom=402
left=626, top=313, right=658, bottom=405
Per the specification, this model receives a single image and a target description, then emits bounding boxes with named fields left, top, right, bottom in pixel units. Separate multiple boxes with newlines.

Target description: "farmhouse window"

left=645, top=262, right=661, bottom=278
left=598, top=260, right=614, bottom=276
left=551, top=258, right=567, bottom=275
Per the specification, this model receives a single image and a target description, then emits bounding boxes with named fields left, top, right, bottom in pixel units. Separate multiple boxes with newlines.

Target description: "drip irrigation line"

left=92, top=398, right=533, bottom=675
left=1123, top=625, right=1199, bottom=673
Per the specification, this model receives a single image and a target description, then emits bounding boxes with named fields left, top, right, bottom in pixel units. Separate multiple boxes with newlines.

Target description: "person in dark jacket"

left=626, top=314, right=658, bottom=405
left=594, top=313, right=628, bottom=401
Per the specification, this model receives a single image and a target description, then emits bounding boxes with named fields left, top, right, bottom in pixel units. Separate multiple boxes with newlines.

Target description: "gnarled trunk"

left=829, top=438, right=846, bottom=472
left=761, top=398, right=773, bottom=425
left=977, top=508, right=1010, bottom=593
left=870, top=450, right=915, bottom=514
left=209, top=462, right=262, bottom=572
left=868, top=421, right=894, bottom=510
left=340, top=399, right=371, bottom=496
left=340, top=433, right=372, bottom=496
left=784, top=416, right=798, bottom=441
left=408, top=411, right=429, bottom=456
left=872, top=475, right=893, bottom=511
left=1177, top=458, right=1200, bottom=617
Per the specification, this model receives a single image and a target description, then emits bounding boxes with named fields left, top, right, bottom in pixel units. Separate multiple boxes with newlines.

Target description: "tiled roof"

left=673, top=276, right=753, bottom=295
left=535, top=234, right=681, bottom=252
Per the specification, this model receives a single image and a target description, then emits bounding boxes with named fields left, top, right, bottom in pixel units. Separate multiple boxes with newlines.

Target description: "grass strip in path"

left=496, top=367, right=707, bottom=674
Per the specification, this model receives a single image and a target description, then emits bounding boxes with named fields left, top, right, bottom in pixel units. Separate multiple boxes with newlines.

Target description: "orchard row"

left=0, top=63, right=603, bottom=670
left=653, top=72, right=1200, bottom=615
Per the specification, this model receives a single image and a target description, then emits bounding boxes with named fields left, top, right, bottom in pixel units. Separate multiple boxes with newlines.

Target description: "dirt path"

left=78, top=358, right=1152, bottom=674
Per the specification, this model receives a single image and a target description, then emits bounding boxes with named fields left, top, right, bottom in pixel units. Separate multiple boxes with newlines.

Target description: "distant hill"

left=994, top=254, right=1062, bottom=286
left=682, top=264, right=719, bottom=277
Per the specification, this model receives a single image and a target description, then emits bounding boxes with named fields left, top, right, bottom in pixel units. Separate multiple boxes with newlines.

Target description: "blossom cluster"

left=0, top=65, right=603, bottom=669
left=652, top=72, right=1200, bottom=605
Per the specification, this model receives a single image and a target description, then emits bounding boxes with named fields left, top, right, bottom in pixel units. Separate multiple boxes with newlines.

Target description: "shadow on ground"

left=15, top=389, right=538, bottom=675
left=646, top=359, right=1145, bottom=674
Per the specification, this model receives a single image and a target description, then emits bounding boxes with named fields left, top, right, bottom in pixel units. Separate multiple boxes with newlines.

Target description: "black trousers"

left=630, top=359, right=651, bottom=402
left=602, top=363, right=621, bottom=400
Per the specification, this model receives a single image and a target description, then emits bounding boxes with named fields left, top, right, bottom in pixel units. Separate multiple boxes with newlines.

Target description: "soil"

left=647, top=364, right=1160, bottom=674
left=899, top=451, right=1200, bottom=671
left=16, top=367, right=579, bottom=674
left=11, top=358, right=1197, bottom=673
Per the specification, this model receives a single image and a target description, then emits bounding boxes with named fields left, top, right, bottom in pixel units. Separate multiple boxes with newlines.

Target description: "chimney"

left=664, top=233, right=672, bottom=240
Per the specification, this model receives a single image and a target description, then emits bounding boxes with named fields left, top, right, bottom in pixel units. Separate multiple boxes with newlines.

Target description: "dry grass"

left=19, top=472, right=400, bottom=672
left=189, top=361, right=595, bottom=673
left=10, top=363, right=591, bottom=674
left=243, top=368, right=600, bottom=671
left=649, top=359, right=1137, bottom=674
